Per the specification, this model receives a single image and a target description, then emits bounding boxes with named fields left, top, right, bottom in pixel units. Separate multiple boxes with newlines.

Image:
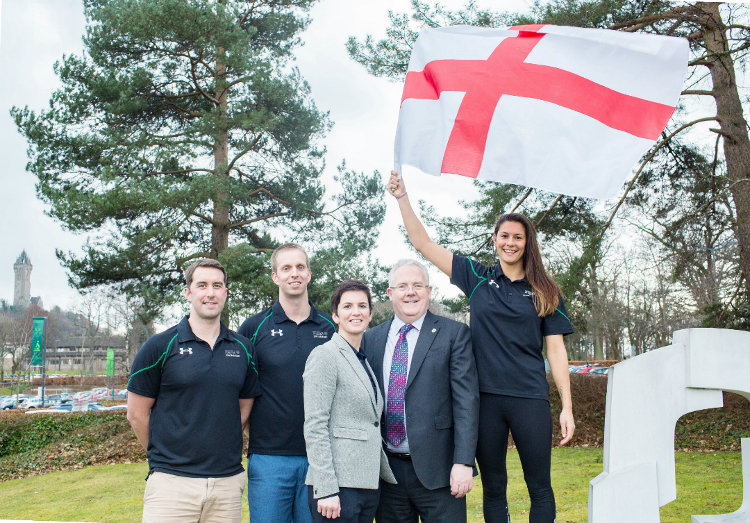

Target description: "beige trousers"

left=142, top=470, right=246, bottom=523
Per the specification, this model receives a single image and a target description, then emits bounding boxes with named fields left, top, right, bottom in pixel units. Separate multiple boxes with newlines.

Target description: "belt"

left=385, top=449, right=411, bottom=461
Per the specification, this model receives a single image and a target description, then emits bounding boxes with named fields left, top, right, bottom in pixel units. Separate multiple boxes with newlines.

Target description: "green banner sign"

left=106, top=348, right=115, bottom=377
left=30, top=317, right=45, bottom=366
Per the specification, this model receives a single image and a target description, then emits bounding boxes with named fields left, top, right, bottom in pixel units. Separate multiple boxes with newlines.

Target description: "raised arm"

left=388, top=171, right=454, bottom=277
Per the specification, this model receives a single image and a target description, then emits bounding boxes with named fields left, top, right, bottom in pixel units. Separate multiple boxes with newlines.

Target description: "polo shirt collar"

left=271, top=299, right=325, bottom=325
left=177, top=315, right=233, bottom=343
left=494, top=263, right=529, bottom=284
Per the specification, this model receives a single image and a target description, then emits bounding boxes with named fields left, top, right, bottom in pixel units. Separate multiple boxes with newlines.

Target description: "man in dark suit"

left=364, top=259, right=480, bottom=523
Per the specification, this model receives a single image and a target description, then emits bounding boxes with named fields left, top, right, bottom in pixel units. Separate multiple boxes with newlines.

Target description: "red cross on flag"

left=394, top=25, right=688, bottom=200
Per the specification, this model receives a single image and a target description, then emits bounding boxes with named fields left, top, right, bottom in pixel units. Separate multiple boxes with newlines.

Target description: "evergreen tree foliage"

left=13, top=0, right=385, bottom=318
left=347, top=0, right=750, bottom=334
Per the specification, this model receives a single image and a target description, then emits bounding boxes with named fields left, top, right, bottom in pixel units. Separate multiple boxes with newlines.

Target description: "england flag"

left=394, top=25, right=689, bottom=200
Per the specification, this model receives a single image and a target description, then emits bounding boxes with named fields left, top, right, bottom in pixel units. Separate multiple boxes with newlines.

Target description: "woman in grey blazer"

left=303, top=280, right=396, bottom=522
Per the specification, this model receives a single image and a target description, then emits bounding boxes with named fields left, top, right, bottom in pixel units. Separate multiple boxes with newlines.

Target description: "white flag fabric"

left=393, top=24, right=689, bottom=200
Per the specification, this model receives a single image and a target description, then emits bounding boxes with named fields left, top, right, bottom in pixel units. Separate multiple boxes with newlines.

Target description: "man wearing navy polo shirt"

left=127, top=258, right=260, bottom=523
left=238, top=243, right=336, bottom=523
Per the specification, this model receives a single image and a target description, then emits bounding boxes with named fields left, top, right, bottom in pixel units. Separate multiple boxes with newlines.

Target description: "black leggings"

left=476, top=393, right=555, bottom=523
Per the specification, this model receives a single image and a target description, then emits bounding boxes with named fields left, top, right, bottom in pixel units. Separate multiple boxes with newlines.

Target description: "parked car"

left=93, top=389, right=115, bottom=400
left=114, top=389, right=128, bottom=399
left=589, top=367, right=610, bottom=378
left=574, top=364, right=604, bottom=375
left=49, top=402, right=105, bottom=413
left=43, top=396, right=72, bottom=407
left=45, top=394, right=64, bottom=404
left=19, top=397, right=44, bottom=409
left=0, top=396, right=16, bottom=410
left=73, top=391, right=94, bottom=403
left=2, top=395, right=33, bottom=409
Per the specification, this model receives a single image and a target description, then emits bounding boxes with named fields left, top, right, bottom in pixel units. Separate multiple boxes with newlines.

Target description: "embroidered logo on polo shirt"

left=489, top=279, right=500, bottom=289
left=271, top=329, right=283, bottom=336
left=523, top=290, right=534, bottom=298
left=312, top=330, right=329, bottom=339
left=179, top=347, right=193, bottom=355
left=225, top=349, right=241, bottom=358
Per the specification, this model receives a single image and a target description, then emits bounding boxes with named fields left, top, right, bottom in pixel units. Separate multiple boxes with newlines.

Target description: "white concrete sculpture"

left=588, top=328, right=750, bottom=523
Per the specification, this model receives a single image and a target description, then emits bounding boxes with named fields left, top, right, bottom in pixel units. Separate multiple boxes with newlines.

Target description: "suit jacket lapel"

left=407, top=311, right=439, bottom=389
left=366, top=320, right=392, bottom=397
left=336, top=334, right=378, bottom=414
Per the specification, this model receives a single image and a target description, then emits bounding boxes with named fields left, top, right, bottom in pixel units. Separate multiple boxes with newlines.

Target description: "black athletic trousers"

left=475, top=393, right=555, bottom=523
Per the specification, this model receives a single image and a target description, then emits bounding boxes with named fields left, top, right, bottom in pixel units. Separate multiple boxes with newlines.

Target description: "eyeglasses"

left=389, top=283, right=429, bottom=292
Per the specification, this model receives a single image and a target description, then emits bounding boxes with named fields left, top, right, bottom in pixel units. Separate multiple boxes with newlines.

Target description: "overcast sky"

left=0, top=0, right=539, bottom=312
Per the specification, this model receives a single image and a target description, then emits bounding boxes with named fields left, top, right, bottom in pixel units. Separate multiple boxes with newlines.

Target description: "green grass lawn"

left=0, top=449, right=743, bottom=522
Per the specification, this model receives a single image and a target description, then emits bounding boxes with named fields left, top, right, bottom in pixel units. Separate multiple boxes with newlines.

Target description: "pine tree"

left=13, top=0, right=385, bottom=317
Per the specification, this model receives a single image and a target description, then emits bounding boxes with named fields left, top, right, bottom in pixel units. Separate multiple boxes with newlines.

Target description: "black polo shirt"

left=451, top=255, right=573, bottom=400
left=127, top=316, right=260, bottom=478
left=238, top=300, right=335, bottom=455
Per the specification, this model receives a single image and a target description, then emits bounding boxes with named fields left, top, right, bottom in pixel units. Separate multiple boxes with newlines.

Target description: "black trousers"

left=308, top=485, right=380, bottom=523
left=376, top=453, right=466, bottom=523
left=475, top=393, right=555, bottom=523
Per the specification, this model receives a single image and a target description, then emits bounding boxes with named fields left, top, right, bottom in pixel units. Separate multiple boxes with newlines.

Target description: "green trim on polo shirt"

left=555, top=307, right=570, bottom=322
left=234, top=337, right=258, bottom=375
left=467, top=258, right=488, bottom=301
left=127, top=333, right=178, bottom=388
left=251, top=312, right=273, bottom=345
left=319, top=314, right=337, bottom=332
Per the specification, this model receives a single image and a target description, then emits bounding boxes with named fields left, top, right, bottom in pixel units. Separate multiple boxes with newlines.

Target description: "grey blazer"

left=303, top=333, right=396, bottom=499
left=364, top=310, right=479, bottom=490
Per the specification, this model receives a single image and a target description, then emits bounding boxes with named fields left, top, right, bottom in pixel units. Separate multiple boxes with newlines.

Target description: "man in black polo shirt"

left=127, top=258, right=260, bottom=523
left=238, top=243, right=335, bottom=523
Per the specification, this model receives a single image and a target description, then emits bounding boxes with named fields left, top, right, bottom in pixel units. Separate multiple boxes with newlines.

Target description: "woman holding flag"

left=386, top=171, right=574, bottom=523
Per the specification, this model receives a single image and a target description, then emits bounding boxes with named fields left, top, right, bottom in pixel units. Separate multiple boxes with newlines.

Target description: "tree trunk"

left=698, top=2, right=750, bottom=298
left=212, top=47, right=230, bottom=259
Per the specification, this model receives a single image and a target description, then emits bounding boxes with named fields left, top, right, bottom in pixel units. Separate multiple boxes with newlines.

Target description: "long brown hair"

left=494, top=213, right=560, bottom=317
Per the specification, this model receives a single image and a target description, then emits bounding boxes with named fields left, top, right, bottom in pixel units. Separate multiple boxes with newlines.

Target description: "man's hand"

left=317, top=495, right=341, bottom=519
left=450, top=463, right=473, bottom=498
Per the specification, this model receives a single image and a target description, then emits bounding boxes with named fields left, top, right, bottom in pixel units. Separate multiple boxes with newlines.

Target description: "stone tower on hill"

left=13, top=251, right=32, bottom=309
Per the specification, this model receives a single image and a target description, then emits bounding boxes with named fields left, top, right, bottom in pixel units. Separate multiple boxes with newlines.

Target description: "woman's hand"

left=559, top=407, right=575, bottom=445
left=387, top=170, right=406, bottom=198
left=317, top=495, right=341, bottom=519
